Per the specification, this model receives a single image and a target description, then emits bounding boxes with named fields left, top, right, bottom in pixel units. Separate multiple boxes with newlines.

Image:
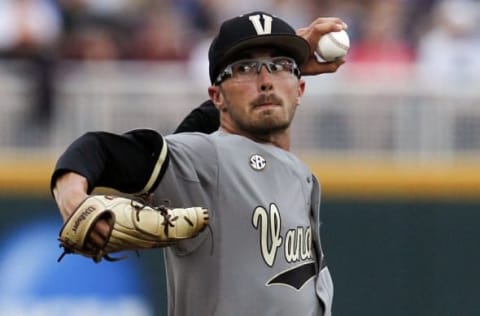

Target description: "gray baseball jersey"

left=152, top=131, right=333, bottom=316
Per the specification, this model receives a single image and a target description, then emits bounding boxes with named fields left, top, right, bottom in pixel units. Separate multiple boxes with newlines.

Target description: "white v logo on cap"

left=249, top=14, right=273, bottom=35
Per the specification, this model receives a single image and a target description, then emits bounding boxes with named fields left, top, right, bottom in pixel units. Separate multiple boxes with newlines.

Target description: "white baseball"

left=316, top=30, right=350, bottom=62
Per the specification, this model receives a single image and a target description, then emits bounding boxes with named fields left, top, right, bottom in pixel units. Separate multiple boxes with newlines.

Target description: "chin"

left=250, top=119, right=290, bottom=134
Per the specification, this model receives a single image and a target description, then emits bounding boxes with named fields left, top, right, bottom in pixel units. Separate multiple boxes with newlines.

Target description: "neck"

left=219, top=125, right=291, bottom=151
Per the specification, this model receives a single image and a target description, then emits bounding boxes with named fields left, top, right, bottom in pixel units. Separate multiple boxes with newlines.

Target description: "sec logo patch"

left=249, top=154, right=266, bottom=171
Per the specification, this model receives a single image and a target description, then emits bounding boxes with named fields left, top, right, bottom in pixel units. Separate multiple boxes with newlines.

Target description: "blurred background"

left=0, top=0, right=479, bottom=315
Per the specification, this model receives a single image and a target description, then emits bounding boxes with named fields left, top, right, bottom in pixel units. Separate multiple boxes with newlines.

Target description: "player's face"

left=210, top=49, right=305, bottom=137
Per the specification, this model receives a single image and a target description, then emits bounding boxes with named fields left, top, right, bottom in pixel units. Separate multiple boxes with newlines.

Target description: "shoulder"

left=166, top=130, right=240, bottom=146
left=166, top=131, right=214, bottom=148
left=165, top=132, right=219, bottom=163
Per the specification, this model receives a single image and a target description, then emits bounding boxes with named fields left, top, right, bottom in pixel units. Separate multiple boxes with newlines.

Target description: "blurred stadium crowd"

left=1, top=0, right=479, bottom=67
left=0, top=0, right=479, bottom=144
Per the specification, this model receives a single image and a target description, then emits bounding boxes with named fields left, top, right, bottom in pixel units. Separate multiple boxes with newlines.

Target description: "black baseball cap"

left=208, top=11, right=311, bottom=83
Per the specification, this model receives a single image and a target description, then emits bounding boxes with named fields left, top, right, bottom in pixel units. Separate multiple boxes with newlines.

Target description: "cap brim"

left=218, top=34, right=310, bottom=70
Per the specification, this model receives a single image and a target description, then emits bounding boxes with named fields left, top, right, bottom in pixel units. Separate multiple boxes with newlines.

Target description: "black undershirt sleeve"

left=50, top=129, right=167, bottom=194
left=174, top=100, right=220, bottom=134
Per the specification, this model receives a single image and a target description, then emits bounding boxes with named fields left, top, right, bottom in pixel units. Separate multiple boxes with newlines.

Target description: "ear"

left=208, top=86, right=226, bottom=111
left=296, top=79, right=306, bottom=106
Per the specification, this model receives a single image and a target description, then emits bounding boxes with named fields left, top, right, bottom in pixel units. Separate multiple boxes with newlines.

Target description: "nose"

left=257, top=65, right=273, bottom=92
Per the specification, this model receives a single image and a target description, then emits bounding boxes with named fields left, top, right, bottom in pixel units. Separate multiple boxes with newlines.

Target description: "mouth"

left=251, top=94, right=283, bottom=110
left=255, top=102, right=278, bottom=108
left=253, top=103, right=280, bottom=113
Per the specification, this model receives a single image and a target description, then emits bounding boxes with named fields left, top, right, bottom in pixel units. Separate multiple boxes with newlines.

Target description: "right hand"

left=53, top=172, right=111, bottom=249
left=297, top=17, right=349, bottom=76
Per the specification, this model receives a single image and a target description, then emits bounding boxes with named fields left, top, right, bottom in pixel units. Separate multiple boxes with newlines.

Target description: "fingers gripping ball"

left=316, top=30, right=350, bottom=62
left=57, top=195, right=209, bottom=262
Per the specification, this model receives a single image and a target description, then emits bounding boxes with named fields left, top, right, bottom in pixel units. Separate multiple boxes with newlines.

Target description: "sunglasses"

left=215, top=56, right=301, bottom=85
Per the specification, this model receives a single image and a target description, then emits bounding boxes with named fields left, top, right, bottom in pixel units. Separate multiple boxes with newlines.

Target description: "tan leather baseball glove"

left=57, top=195, right=209, bottom=263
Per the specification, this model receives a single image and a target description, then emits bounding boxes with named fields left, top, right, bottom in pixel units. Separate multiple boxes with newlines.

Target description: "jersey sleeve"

left=50, top=129, right=168, bottom=194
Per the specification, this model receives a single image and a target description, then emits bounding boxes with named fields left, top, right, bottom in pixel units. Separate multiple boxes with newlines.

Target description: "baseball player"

left=51, top=11, right=347, bottom=316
